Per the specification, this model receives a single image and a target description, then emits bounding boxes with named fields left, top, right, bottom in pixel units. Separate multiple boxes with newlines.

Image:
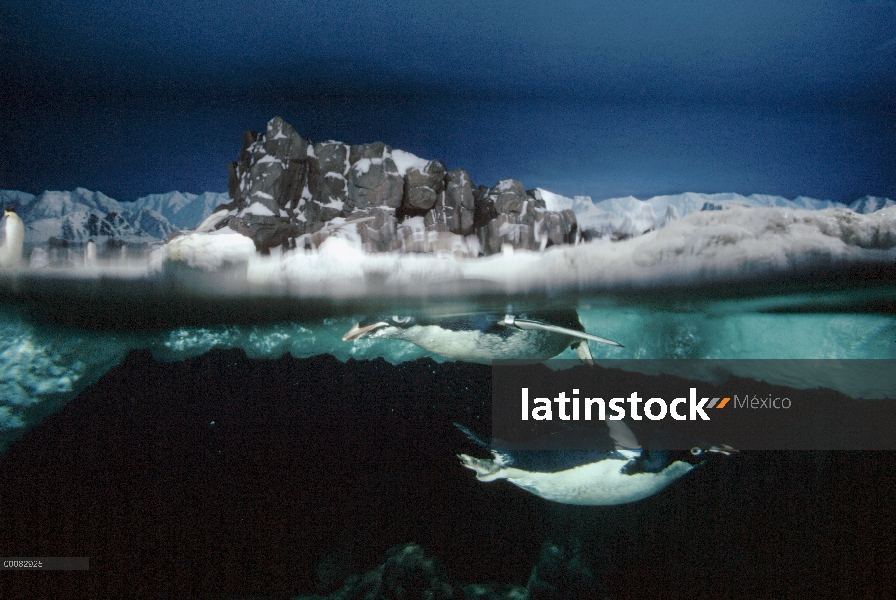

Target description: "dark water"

left=0, top=263, right=894, bottom=598
left=0, top=349, right=895, bottom=599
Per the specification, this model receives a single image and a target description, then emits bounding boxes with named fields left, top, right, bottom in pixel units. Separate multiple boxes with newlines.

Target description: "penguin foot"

left=458, top=454, right=503, bottom=481
left=572, top=340, right=594, bottom=364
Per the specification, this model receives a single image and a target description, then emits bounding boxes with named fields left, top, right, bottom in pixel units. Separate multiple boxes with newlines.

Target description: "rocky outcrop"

left=475, top=183, right=578, bottom=255
left=347, top=154, right=403, bottom=211
left=221, top=116, right=578, bottom=255
left=404, top=160, right=446, bottom=211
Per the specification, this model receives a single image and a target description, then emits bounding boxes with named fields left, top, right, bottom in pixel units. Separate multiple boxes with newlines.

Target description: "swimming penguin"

left=0, top=206, right=25, bottom=268
left=342, top=310, right=622, bottom=363
left=456, top=422, right=736, bottom=506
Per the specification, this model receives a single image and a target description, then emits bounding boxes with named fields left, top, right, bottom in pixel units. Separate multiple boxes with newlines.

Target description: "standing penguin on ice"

left=456, top=422, right=736, bottom=505
left=342, top=310, right=622, bottom=363
left=0, top=207, right=25, bottom=268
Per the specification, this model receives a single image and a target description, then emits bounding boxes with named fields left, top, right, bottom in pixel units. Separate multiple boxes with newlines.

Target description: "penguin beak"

left=342, top=321, right=389, bottom=341
left=707, top=443, right=739, bottom=456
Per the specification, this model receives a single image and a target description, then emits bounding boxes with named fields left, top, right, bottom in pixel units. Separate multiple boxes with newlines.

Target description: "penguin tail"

left=453, top=422, right=490, bottom=448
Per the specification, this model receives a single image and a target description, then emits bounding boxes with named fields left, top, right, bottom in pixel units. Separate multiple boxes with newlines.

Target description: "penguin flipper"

left=605, top=419, right=643, bottom=457
left=505, top=316, right=624, bottom=347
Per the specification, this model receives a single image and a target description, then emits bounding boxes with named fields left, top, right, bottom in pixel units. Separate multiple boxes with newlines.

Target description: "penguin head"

left=681, top=441, right=738, bottom=465
left=4, top=206, right=16, bottom=216
left=342, top=315, right=419, bottom=341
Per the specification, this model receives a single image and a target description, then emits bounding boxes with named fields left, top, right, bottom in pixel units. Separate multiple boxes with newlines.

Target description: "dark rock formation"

left=307, top=543, right=460, bottom=600
left=347, top=154, right=404, bottom=210
left=306, top=141, right=349, bottom=221
left=526, top=540, right=598, bottom=600
left=296, top=542, right=560, bottom=600
left=404, top=159, right=447, bottom=211
left=293, top=540, right=599, bottom=600
left=228, top=117, right=309, bottom=217
left=228, top=214, right=300, bottom=252
left=475, top=181, right=578, bottom=255
left=220, top=117, right=578, bottom=256
left=425, top=168, right=475, bottom=235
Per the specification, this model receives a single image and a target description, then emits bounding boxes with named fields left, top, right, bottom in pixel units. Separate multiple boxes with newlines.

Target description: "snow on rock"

left=222, top=117, right=574, bottom=254
left=220, top=117, right=891, bottom=256
left=242, top=202, right=276, bottom=216
left=391, top=149, right=430, bottom=176
left=156, top=231, right=256, bottom=272
left=351, top=158, right=375, bottom=175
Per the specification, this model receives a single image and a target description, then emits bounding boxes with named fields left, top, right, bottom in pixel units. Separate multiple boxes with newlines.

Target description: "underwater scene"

left=0, top=162, right=894, bottom=599
left=3, top=2, right=896, bottom=598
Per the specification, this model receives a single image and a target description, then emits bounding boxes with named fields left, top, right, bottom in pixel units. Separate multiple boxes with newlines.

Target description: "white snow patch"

left=243, top=202, right=276, bottom=216
left=496, top=179, right=517, bottom=192
left=391, top=150, right=430, bottom=176
left=158, top=232, right=256, bottom=271
left=209, top=226, right=237, bottom=235
left=352, top=158, right=373, bottom=175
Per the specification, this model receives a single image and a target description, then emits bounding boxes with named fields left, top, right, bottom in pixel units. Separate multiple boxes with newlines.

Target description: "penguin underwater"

left=0, top=206, right=25, bottom=269
left=342, top=309, right=622, bottom=363
left=456, top=421, right=736, bottom=506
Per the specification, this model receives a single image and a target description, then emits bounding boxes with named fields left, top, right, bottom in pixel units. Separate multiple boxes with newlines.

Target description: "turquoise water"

left=1, top=267, right=893, bottom=453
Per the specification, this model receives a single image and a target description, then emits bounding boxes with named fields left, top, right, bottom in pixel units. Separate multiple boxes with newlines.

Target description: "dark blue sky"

left=1, top=1, right=894, bottom=202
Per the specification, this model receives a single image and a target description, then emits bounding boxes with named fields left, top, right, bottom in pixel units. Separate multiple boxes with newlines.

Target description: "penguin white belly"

left=0, top=213, right=25, bottom=268
left=399, top=326, right=494, bottom=362
left=496, top=459, right=694, bottom=506
left=398, top=325, right=569, bottom=363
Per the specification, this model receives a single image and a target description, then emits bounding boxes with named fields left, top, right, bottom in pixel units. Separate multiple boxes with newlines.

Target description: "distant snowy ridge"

left=2, top=186, right=892, bottom=249
left=130, top=191, right=233, bottom=230
left=0, top=188, right=231, bottom=245
left=535, top=190, right=895, bottom=239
